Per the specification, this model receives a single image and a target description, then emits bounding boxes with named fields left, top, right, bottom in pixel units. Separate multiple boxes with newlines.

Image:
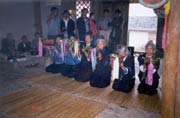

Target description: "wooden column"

left=156, top=17, right=165, bottom=50
left=161, top=0, right=180, bottom=118
left=33, top=1, right=42, bottom=34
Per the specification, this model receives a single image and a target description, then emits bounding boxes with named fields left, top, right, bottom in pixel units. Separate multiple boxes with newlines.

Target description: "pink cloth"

left=146, top=63, right=154, bottom=86
left=38, top=40, right=43, bottom=56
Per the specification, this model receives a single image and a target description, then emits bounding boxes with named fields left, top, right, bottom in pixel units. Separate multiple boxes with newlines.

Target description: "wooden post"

left=33, top=1, right=42, bottom=34
left=161, top=0, right=180, bottom=118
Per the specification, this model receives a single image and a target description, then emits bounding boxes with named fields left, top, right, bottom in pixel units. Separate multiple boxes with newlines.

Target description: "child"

left=112, top=45, right=135, bottom=93
left=45, top=36, right=65, bottom=73
left=137, top=40, right=160, bottom=96
left=61, top=36, right=81, bottom=78
left=89, top=39, right=111, bottom=88
left=75, top=34, right=93, bottom=82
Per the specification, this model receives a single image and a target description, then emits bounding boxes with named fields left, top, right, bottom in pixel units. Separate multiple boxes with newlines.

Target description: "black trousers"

left=45, top=64, right=64, bottom=74
left=137, top=80, right=159, bottom=96
left=112, top=78, right=135, bottom=93
left=61, top=64, right=80, bottom=78
left=90, top=70, right=111, bottom=88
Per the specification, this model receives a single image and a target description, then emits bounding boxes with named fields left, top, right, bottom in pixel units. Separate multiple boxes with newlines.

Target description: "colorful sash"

left=146, top=62, right=154, bottom=86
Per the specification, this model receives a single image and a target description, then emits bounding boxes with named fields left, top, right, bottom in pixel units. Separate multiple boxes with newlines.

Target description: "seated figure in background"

left=18, top=35, right=31, bottom=53
left=1, top=33, right=16, bottom=55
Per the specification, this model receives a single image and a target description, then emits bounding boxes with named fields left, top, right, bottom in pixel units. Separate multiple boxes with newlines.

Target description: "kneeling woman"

left=89, top=39, right=111, bottom=88
left=61, top=37, right=81, bottom=78
left=75, top=34, right=94, bottom=82
left=45, top=37, right=65, bottom=73
left=112, top=45, right=135, bottom=93
left=137, top=40, right=160, bottom=96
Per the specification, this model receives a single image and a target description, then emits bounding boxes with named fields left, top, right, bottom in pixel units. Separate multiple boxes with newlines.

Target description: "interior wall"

left=0, top=0, right=76, bottom=51
left=0, top=1, right=35, bottom=49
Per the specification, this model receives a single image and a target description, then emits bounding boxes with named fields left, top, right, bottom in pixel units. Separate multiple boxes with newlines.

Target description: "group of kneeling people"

left=45, top=34, right=160, bottom=96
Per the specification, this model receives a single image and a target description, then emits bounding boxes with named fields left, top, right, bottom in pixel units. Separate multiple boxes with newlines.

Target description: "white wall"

left=0, top=1, right=35, bottom=49
left=128, top=31, right=149, bottom=52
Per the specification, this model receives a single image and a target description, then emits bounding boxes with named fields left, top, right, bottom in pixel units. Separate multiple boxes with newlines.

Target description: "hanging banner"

left=139, top=0, right=167, bottom=9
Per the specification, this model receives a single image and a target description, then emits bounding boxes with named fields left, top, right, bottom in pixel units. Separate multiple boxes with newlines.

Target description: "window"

left=76, top=0, right=91, bottom=18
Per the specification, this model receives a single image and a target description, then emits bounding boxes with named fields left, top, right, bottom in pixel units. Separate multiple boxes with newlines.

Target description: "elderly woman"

left=89, top=39, right=111, bottom=88
left=137, top=40, right=160, bottom=96
left=112, top=44, right=135, bottom=93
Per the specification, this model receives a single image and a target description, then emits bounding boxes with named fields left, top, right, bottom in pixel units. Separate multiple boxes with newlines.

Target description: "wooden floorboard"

left=24, top=73, right=161, bottom=113
left=0, top=72, right=161, bottom=118
left=0, top=87, right=106, bottom=118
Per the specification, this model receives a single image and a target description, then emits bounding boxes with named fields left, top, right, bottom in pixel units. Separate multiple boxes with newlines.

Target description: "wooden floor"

left=0, top=73, right=161, bottom=118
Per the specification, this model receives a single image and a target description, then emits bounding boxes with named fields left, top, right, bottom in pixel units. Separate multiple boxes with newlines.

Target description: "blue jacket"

left=51, top=44, right=64, bottom=64
left=64, top=51, right=80, bottom=65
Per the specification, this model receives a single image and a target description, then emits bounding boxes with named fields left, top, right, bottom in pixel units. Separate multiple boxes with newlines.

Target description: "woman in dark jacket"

left=112, top=45, right=135, bottom=93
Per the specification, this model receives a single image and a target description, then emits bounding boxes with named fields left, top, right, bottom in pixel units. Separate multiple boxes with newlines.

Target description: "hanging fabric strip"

left=162, top=0, right=171, bottom=49
left=146, top=62, right=154, bottom=86
left=162, top=14, right=170, bottom=49
left=74, top=41, right=79, bottom=56
left=64, top=40, right=68, bottom=54
left=91, top=48, right=96, bottom=72
left=38, top=39, right=43, bottom=57
left=112, top=56, right=119, bottom=81
left=61, top=41, right=64, bottom=61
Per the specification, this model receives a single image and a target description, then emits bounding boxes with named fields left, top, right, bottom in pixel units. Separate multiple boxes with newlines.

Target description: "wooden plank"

left=24, top=73, right=161, bottom=113
left=0, top=87, right=105, bottom=118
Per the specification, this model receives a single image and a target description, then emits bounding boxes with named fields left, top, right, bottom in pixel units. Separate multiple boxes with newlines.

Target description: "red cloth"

left=162, top=14, right=170, bottom=49
left=89, top=20, right=98, bottom=35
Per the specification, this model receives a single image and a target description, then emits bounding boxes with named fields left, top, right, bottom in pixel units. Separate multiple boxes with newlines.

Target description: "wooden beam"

left=161, top=0, right=180, bottom=118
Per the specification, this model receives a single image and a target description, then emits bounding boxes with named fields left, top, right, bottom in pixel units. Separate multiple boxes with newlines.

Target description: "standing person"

left=18, top=35, right=31, bottom=53
left=98, top=9, right=112, bottom=47
left=76, top=8, right=90, bottom=42
left=111, top=45, right=135, bottom=93
left=89, top=12, right=98, bottom=46
left=60, top=10, right=75, bottom=39
left=110, top=9, right=124, bottom=52
left=137, top=41, right=160, bottom=96
left=47, top=7, right=61, bottom=40
left=1, top=33, right=15, bottom=55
